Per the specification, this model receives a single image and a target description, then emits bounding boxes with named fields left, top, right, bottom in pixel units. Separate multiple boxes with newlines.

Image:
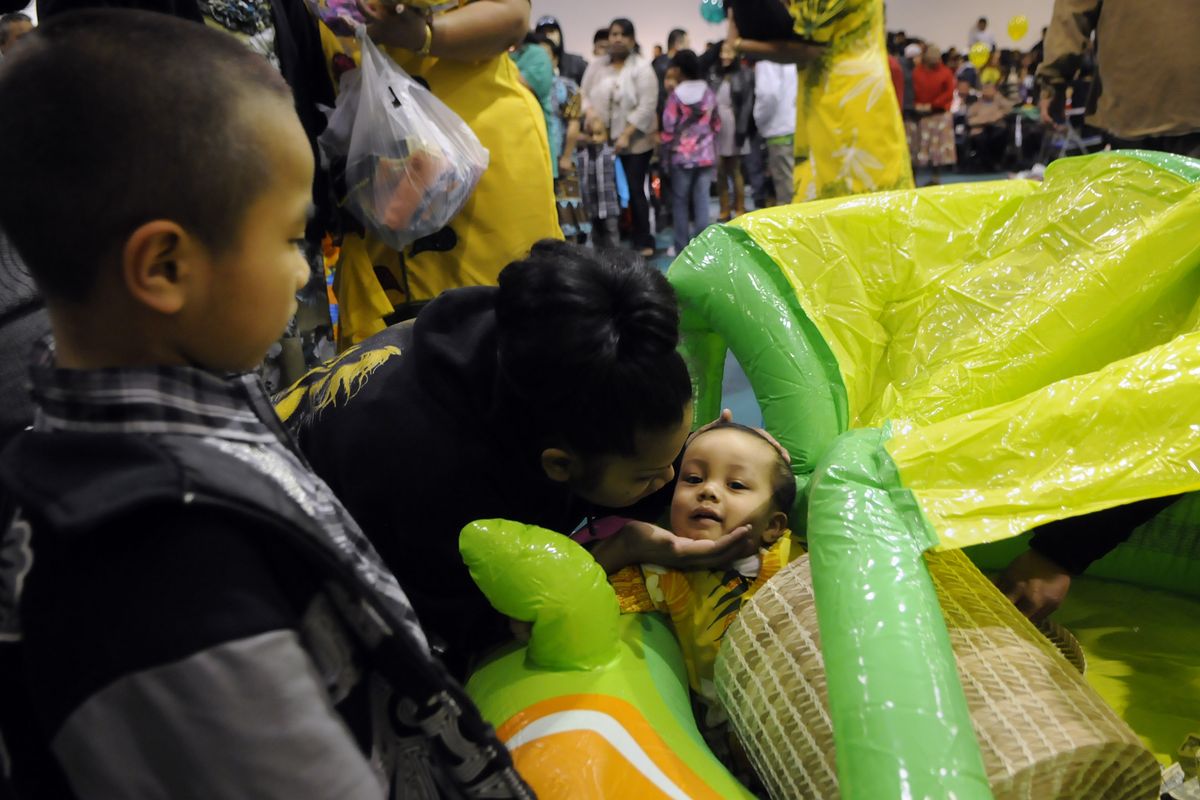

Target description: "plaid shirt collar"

left=29, top=338, right=279, bottom=445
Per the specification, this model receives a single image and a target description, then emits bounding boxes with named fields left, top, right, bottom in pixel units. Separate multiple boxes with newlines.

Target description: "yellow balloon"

left=968, top=42, right=991, bottom=70
left=1008, top=14, right=1029, bottom=41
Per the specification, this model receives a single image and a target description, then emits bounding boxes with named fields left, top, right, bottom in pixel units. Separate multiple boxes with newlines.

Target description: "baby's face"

left=670, top=428, right=781, bottom=546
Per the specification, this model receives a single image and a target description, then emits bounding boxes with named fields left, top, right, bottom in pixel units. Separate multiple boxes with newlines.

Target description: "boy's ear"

left=761, top=511, right=788, bottom=545
left=121, top=220, right=204, bottom=315
left=540, top=447, right=575, bottom=484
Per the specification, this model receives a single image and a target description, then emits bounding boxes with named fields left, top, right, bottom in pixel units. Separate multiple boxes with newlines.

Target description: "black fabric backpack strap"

left=157, top=441, right=535, bottom=799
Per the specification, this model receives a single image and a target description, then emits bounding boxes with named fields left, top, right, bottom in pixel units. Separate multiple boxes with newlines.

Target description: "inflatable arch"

left=461, top=152, right=1200, bottom=799
left=669, top=151, right=1200, bottom=798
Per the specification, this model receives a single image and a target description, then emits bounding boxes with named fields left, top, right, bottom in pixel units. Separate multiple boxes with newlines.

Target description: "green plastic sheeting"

left=668, top=152, right=1200, bottom=798
left=673, top=225, right=847, bottom=488
left=808, top=427, right=991, bottom=800
left=1052, top=577, right=1200, bottom=765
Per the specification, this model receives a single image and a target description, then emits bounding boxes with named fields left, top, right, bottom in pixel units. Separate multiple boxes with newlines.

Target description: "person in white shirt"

left=752, top=60, right=798, bottom=205
left=967, top=16, right=995, bottom=51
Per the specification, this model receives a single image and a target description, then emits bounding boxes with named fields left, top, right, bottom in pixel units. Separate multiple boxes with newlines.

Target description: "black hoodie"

left=286, top=287, right=668, bottom=675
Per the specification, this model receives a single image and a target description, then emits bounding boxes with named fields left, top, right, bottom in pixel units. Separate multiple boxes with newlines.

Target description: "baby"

left=611, top=421, right=798, bottom=710
left=670, top=421, right=793, bottom=564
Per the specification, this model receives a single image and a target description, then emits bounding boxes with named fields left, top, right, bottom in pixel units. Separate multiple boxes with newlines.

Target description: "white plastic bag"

left=318, top=29, right=489, bottom=250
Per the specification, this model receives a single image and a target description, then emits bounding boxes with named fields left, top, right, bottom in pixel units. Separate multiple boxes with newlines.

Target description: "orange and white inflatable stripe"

left=497, top=694, right=728, bottom=800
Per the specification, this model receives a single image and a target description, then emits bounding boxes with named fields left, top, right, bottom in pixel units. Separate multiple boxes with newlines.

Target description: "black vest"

left=0, top=430, right=532, bottom=800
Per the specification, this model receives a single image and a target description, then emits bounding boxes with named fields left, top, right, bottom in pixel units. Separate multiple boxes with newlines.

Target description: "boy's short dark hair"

left=0, top=9, right=292, bottom=302
left=694, top=421, right=797, bottom=515
left=593, top=27, right=609, bottom=45
left=667, top=28, right=688, bottom=51
left=0, top=12, right=29, bottom=44
left=671, top=49, right=702, bottom=81
left=496, top=240, right=692, bottom=458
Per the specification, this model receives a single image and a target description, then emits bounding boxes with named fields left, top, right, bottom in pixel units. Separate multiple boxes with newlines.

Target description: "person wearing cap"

left=535, top=14, right=586, bottom=86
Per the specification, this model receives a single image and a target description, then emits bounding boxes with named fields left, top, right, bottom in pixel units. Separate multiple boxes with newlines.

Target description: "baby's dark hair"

left=0, top=9, right=292, bottom=302
left=692, top=421, right=796, bottom=515
left=496, top=240, right=691, bottom=458
left=670, top=49, right=702, bottom=81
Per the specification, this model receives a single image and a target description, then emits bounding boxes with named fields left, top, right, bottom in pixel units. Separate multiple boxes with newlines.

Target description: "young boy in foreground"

left=0, top=11, right=527, bottom=798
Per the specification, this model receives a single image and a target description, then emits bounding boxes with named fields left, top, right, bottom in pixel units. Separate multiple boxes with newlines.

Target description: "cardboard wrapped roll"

left=715, top=550, right=1160, bottom=800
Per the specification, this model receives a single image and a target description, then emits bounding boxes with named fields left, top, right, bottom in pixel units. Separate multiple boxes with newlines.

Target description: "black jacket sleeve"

left=1027, top=494, right=1180, bottom=575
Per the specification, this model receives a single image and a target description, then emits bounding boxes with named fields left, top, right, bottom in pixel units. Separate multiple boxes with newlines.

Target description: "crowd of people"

left=508, top=17, right=816, bottom=260
left=0, top=0, right=1196, bottom=798
left=888, top=20, right=1056, bottom=182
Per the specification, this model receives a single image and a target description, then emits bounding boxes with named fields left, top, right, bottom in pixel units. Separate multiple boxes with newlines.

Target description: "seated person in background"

left=609, top=422, right=797, bottom=715
left=966, top=81, right=1013, bottom=170
left=952, top=78, right=977, bottom=117
left=0, top=12, right=526, bottom=798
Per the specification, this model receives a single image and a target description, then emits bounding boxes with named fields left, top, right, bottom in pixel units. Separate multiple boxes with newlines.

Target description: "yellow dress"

left=787, top=0, right=914, bottom=200
left=324, top=8, right=561, bottom=345
left=611, top=536, right=799, bottom=707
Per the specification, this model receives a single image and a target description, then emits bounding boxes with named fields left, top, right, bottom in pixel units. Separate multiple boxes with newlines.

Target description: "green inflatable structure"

left=668, top=151, right=1200, bottom=799
left=459, top=153, right=1200, bottom=800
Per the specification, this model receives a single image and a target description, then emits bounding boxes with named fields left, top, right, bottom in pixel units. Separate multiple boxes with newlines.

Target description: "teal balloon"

left=700, top=0, right=725, bottom=24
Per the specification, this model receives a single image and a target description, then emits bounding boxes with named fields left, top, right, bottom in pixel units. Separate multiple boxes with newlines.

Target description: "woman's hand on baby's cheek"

left=598, top=520, right=754, bottom=572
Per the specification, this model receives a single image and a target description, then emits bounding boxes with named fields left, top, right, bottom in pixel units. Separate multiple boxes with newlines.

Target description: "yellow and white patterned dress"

left=788, top=0, right=914, bottom=200
left=610, top=536, right=800, bottom=708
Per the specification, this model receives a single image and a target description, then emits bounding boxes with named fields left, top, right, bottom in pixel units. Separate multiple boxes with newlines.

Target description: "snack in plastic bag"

left=318, top=28, right=489, bottom=250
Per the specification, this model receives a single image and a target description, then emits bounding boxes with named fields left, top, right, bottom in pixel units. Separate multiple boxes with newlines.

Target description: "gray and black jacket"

left=0, top=345, right=531, bottom=799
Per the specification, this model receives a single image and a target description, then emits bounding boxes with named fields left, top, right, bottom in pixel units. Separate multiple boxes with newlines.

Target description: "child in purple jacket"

left=660, top=49, right=721, bottom=256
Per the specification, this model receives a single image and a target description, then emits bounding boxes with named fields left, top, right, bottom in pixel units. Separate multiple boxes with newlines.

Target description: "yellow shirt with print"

left=610, top=536, right=800, bottom=706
